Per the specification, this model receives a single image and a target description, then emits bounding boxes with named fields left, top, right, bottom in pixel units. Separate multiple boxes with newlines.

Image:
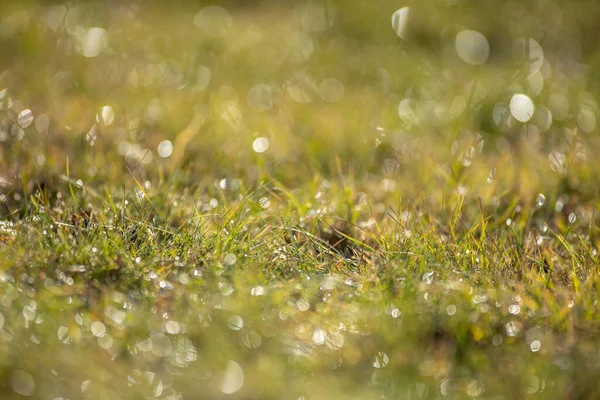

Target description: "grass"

left=1, top=0, right=600, bottom=398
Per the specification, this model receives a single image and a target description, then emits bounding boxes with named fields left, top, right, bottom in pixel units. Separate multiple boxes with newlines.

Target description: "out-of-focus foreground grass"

left=1, top=1, right=600, bottom=399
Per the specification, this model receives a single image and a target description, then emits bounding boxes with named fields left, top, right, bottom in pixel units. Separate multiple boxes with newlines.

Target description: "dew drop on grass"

left=224, top=253, right=237, bottom=266
left=536, top=194, right=546, bottom=207
left=508, top=304, right=520, bottom=315
left=548, top=94, right=569, bottom=121
left=243, top=331, right=262, bottom=349
left=18, top=109, right=33, bottom=128
left=398, top=99, right=416, bottom=123
left=532, top=105, right=552, bottom=132
left=446, top=305, right=457, bottom=316
left=250, top=286, right=265, bottom=296
left=227, top=315, right=244, bottom=331
left=299, top=1, right=336, bottom=32
left=34, top=114, right=49, bottom=133
left=252, top=137, right=269, bottom=153
left=91, top=321, right=106, bottom=337
left=530, top=340, right=541, bottom=352
left=510, top=94, right=534, bottom=122
left=455, top=30, right=490, bottom=65
left=513, top=38, right=544, bottom=74
left=373, top=352, right=389, bottom=368
left=157, top=140, right=173, bottom=158
left=286, top=32, right=314, bottom=64
left=568, top=213, right=576, bottom=224
left=149, top=333, right=172, bottom=357
left=527, top=71, right=544, bottom=96
left=194, top=6, right=232, bottom=38
left=549, top=151, right=566, bottom=174
left=195, top=65, right=211, bottom=91
left=391, top=7, right=410, bottom=40
left=81, top=27, right=107, bottom=58
left=247, top=83, right=273, bottom=111
left=218, top=361, right=244, bottom=394
left=98, top=334, right=113, bottom=350
left=11, top=370, right=35, bottom=397
left=96, top=105, right=114, bottom=126
left=422, top=271, right=434, bottom=285
left=43, top=5, right=67, bottom=31
left=164, top=320, right=180, bottom=335
left=296, top=299, right=310, bottom=312
left=259, top=197, right=270, bottom=209
left=312, top=328, right=326, bottom=345
left=577, top=108, right=596, bottom=133
left=319, top=78, right=344, bottom=103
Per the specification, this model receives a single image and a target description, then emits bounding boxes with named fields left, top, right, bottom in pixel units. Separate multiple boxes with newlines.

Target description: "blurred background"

left=1, top=0, right=600, bottom=205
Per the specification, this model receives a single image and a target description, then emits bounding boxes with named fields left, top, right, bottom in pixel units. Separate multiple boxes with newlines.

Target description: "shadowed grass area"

left=1, top=1, right=600, bottom=399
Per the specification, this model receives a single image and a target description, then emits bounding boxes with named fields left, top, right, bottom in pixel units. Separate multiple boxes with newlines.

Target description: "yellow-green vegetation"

left=2, top=1, right=600, bottom=398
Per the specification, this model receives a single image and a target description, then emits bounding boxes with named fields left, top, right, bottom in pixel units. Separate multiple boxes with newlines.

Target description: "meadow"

left=1, top=0, right=600, bottom=398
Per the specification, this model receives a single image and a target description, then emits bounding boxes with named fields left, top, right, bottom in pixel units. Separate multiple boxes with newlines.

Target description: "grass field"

left=2, top=1, right=600, bottom=398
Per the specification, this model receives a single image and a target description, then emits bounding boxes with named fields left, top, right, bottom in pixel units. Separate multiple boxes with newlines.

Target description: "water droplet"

left=98, top=334, right=113, bottom=350
left=398, top=99, right=416, bottom=124
left=532, top=105, right=552, bottom=132
left=455, top=30, right=489, bottom=65
left=247, top=84, right=273, bottom=111
left=446, top=305, right=457, bottom=316
left=91, top=321, right=106, bottom=337
left=527, top=71, right=544, bottom=97
left=11, top=370, right=35, bottom=397
left=391, top=7, right=410, bottom=40
left=549, top=151, right=567, bottom=174
left=218, top=361, right=244, bottom=394
left=149, top=333, right=172, bottom=357
left=96, top=105, right=114, bottom=126
left=242, top=331, right=262, bottom=349
left=508, top=304, right=520, bottom=315
left=548, top=94, right=569, bottom=121
left=81, top=27, right=107, bottom=58
left=312, top=328, right=326, bottom=345
left=577, top=108, right=596, bottom=133
left=157, top=140, right=173, bottom=158
left=510, top=94, right=534, bottom=122
left=194, top=6, right=232, bottom=38
left=505, top=321, right=521, bottom=337
left=252, top=137, right=269, bottom=153
left=422, top=271, right=434, bottom=285
left=22, top=304, right=36, bottom=321
left=224, top=253, right=237, bottom=266
left=299, top=2, right=336, bottom=32
left=195, top=65, right=211, bottom=91
left=35, top=114, right=49, bottom=133
left=319, top=78, right=344, bottom=103
left=513, top=38, right=544, bottom=74
left=373, top=352, right=389, bottom=368
left=536, top=194, right=546, bottom=207
left=286, top=32, right=314, bottom=64
left=296, top=299, right=310, bottom=312
left=43, top=5, right=67, bottom=31
left=227, top=315, right=244, bottom=331
left=530, top=340, right=541, bottom=352
left=18, top=109, right=33, bottom=128
left=259, top=197, right=270, bottom=209
left=164, top=320, right=181, bottom=335
left=250, top=286, right=265, bottom=296
left=568, top=213, right=576, bottom=224
left=466, top=380, right=484, bottom=397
